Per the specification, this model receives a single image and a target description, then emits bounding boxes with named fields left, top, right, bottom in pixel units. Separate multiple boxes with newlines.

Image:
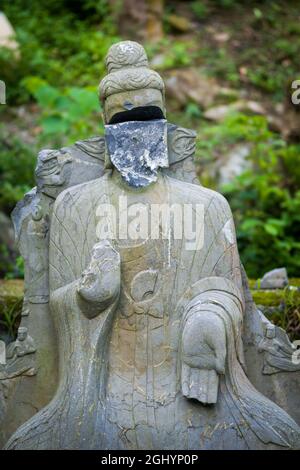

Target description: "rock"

left=214, top=32, right=230, bottom=43
left=260, top=268, right=289, bottom=290
left=150, top=53, right=166, bottom=68
left=268, top=106, right=300, bottom=142
left=165, top=68, right=236, bottom=109
left=243, top=100, right=266, bottom=114
left=204, top=100, right=266, bottom=122
left=204, top=104, right=236, bottom=122
left=202, top=143, right=251, bottom=186
left=217, top=87, right=240, bottom=102
left=0, top=12, right=19, bottom=52
left=218, top=144, right=251, bottom=185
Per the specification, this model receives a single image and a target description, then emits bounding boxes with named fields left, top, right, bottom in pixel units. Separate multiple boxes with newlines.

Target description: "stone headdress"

left=99, top=41, right=165, bottom=101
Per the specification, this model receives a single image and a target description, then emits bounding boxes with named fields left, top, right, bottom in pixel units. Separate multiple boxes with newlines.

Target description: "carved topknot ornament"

left=99, top=41, right=164, bottom=101
left=105, top=41, right=148, bottom=73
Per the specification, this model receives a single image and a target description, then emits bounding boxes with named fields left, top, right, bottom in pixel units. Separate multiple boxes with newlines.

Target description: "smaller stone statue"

left=258, top=322, right=300, bottom=375
left=6, top=328, right=36, bottom=361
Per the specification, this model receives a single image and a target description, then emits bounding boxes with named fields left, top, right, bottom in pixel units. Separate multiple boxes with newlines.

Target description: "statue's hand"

left=77, top=240, right=120, bottom=318
left=181, top=310, right=226, bottom=404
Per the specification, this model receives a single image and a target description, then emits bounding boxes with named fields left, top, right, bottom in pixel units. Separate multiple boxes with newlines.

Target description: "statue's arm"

left=180, top=193, right=245, bottom=404
left=180, top=279, right=244, bottom=404
left=76, top=240, right=121, bottom=318
left=49, top=187, right=121, bottom=319
left=50, top=239, right=121, bottom=320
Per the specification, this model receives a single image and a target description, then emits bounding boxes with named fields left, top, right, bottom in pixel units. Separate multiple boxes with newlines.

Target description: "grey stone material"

left=258, top=323, right=300, bottom=375
left=6, top=327, right=36, bottom=360
left=105, top=119, right=168, bottom=187
left=2, top=40, right=300, bottom=450
left=0, top=122, right=197, bottom=447
left=260, top=267, right=289, bottom=289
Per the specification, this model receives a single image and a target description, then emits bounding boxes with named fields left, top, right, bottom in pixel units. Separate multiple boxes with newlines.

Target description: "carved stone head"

left=99, top=41, right=166, bottom=124
left=17, top=327, right=28, bottom=342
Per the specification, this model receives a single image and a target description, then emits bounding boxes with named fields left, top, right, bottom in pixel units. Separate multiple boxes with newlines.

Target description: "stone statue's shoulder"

left=166, top=175, right=232, bottom=216
left=53, top=173, right=109, bottom=215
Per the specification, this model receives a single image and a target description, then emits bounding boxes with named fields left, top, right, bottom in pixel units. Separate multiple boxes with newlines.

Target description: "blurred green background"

left=0, top=0, right=299, bottom=282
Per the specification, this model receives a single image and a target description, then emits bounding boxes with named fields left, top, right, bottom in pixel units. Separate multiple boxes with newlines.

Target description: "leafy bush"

left=23, top=77, right=102, bottom=146
left=1, top=0, right=119, bottom=105
left=196, top=113, right=300, bottom=278
left=145, top=38, right=195, bottom=70
left=0, top=298, right=22, bottom=340
left=0, top=129, right=36, bottom=211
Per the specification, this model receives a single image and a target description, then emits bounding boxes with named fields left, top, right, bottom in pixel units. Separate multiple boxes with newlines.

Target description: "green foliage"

left=250, top=284, right=300, bottom=340
left=282, top=287, right=300, bottom=340
left=23, top=77, right=102, bottom=146
left=197, top=113, right=300, bottom=278
left=0, top=0, right=119, bottom=105
left=15, top=256, right=24, bottom=278
left=4, top=256, right=24, bottom=280
left=145, top=39, right=194, bottom=70
left=0, top=129, right=35, bottom=211
left=185, top=103, right=202, bottom=119
left=263, top=287, right=300, bottom=341
left=198, top=46, right=240, bottom=85
left=191, top=2, right=209, bottom=20
left=189, top=1, right=300, bottom=101
left=0, top=296, right=22, bottom=339
left=191, top=0, right=236, bottom=20
left=242, top=5, right=300, bottom=100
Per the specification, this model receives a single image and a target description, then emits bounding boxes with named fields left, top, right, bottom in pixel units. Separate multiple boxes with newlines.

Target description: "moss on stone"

left=0, top=278, right=299, bottom=338
left=250, top=289, right=286, bottom=307
left=0, top=279, right=24, bottom=296
left=247, top=279, right=257, bottom=290
left=0, top=280, right=24, bottom=337
left=289, top=278, right=300, bottom=288
left=0, top=279, right=24, bottom=309
left=249, top=279, right=300, bottom=340
left=1, top=278, right=300, bottom=311
left=249, top=279, right=300, bottom=307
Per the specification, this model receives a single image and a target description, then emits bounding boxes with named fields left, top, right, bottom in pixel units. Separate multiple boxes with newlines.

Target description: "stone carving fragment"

left=168, top=125, right=197, bottom=164
left=6, top=327, right=36, bottom=360
left=258, top=321, right=300, bottom=375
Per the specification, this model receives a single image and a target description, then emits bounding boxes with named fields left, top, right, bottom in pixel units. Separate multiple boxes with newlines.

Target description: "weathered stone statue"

left=2, top=41, right=300, bottom=450
left=6, top=327, right=36, bottom=360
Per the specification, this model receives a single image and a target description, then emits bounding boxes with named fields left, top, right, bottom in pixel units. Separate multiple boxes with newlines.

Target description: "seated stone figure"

left=5, top=41, right=300, bottom=450
left=6, top=327, right=36, bottom=360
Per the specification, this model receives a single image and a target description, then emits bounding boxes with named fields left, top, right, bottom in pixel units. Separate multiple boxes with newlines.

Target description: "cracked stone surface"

left=105, top=119, right=168, bottom=187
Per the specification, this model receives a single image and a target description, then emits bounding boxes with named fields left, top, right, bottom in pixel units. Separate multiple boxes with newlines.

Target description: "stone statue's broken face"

left=105, top=119, right=168, bottom=187
left=103, top=88, right=165, bottom=125
left=104, top=88, right=168, bottom=188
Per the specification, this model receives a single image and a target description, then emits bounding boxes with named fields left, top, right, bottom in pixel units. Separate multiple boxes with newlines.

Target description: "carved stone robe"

left=6, top=172, right=300, bottom=450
